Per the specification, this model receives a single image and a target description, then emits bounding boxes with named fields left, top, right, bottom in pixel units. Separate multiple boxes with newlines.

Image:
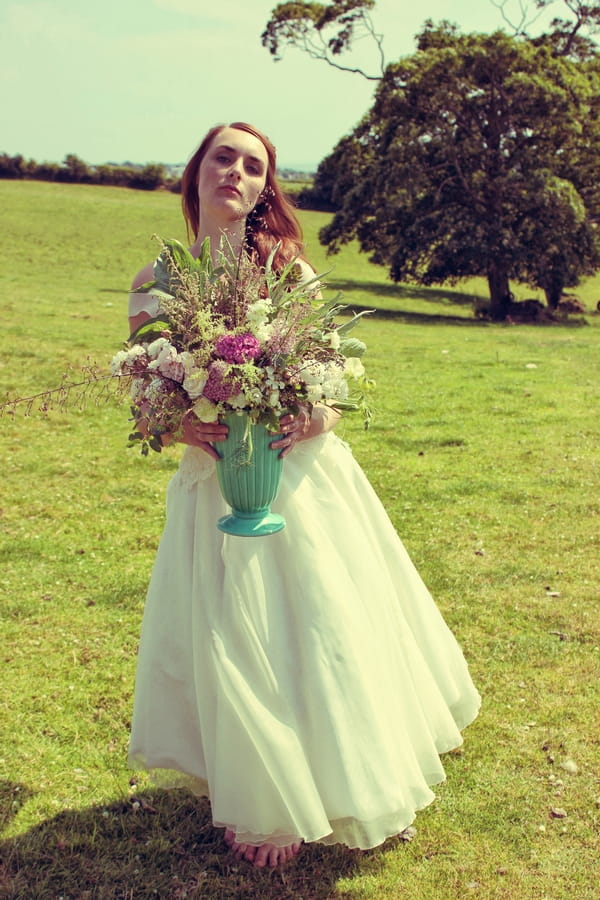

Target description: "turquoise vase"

left=215, top=412, right=286, bottom=537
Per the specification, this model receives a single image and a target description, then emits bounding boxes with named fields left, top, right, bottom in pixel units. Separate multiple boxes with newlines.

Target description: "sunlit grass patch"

left=1, top=181, right=598, bottom=899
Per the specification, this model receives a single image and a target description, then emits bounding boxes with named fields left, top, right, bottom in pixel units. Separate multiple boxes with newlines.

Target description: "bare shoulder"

left=131, top=261, right=155, bottom=291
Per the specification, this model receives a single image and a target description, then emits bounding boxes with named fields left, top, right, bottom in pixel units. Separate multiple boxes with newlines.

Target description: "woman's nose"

left=227, top=159, right=243, bottom=180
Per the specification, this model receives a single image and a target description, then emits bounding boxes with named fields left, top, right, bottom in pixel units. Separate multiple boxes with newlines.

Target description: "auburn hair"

left=180, top=122, right=305, bottom=272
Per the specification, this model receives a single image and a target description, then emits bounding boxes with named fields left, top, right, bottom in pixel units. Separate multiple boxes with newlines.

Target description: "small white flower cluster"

left=301, top=360, right=350, bottom=405
left=246, top=297, right=274, bottom=344
left=109, top=344, right=146, bottom=375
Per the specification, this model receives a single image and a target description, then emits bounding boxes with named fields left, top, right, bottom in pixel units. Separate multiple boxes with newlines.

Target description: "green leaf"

left=336, top=309, right=374, bottom=336
left=339, top=337, right=367, bottom=357
left=194, top=235, right=213, bottom=272
left=128, top=314, right=171, bottom=344
left=331, top=399, right=360, bottom=411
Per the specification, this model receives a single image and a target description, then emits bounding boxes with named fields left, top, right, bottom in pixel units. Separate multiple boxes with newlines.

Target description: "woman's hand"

left=178, top=412, right=228, bottom=460
left=270, top=408, right=311, bottom=458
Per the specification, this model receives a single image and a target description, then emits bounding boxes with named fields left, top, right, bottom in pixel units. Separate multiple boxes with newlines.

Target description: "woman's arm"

left=128, top=262, right=156, bottom=334
left=127, top=262, right=228, bottom=459
left=273, top=404, right=341, bottom=458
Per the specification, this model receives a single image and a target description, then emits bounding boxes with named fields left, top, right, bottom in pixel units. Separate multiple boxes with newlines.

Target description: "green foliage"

left=0, top=152, right=171, bottom=191
left=297, top=131, right=374, bottom=211
left=319, top=26, right=600, bottom=319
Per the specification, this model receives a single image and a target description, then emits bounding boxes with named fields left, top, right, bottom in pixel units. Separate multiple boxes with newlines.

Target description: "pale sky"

left=1, top=0, right=561, bottom=171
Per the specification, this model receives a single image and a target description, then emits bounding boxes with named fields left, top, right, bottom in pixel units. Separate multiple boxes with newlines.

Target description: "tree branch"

left=261, top=1, right=385, bottom=81
left=490, top=0, right=551, bottom=34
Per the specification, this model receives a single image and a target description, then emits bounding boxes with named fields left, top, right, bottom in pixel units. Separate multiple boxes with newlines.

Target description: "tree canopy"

left=264, top=2, right=600, bottom=317
left=306, top=23, right=600, bottom=316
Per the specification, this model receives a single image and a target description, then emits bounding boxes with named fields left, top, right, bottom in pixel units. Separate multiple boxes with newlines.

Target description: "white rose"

left=183, top=369, right=208, bottom=400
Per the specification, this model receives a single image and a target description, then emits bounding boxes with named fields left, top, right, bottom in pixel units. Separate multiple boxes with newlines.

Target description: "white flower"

left=253, top=322, right=274, bottom=343
left=302, top=361, right=327, bottom=385
left=110, top=344, right=148, bottom=375
left=147, top=337, right=170, bottom=359
left=183, top=369, right=208, bottom=400
left=110, top=350, right=128, bottom=375
left=303, top=381, right=323, bottom=402
left=148, top=344, right=185, bottom=382
left=192, top=397, right=219, bottom=422
left=247, top=298, right=272, bottom=325
left=344, top=357, right=365, bottom=378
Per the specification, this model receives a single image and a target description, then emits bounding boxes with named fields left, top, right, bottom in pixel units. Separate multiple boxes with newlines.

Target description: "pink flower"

left=215, top=332, right=261, bottom=364
left=203, top=361, right=241, bottom=403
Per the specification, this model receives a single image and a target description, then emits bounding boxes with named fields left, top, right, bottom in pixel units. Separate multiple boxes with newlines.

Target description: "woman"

left=128, top=122, right=481, bottom=869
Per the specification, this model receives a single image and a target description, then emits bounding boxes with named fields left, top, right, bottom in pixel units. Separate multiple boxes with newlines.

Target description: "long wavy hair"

left=180, top=122, right=305, bottom=272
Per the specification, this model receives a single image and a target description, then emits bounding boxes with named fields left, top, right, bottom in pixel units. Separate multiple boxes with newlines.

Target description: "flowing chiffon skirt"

left=129, top=432, right=481, bottom=849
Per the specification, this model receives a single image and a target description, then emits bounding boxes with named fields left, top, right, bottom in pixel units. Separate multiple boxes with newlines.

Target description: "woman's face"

left=197, top=126, right=269, bottom=224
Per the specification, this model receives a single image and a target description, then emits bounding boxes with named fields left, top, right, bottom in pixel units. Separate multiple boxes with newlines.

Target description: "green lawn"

left=0, top=181, right=599, bottom=899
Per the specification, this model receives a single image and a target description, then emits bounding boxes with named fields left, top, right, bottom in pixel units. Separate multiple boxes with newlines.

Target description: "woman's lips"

left=219, top=184, right=241, bottom=197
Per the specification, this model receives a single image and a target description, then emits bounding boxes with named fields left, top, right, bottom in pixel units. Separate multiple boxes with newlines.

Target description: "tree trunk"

left=487, top=261, right=512, bottom=320
left=541, top=265, right=564, bottom=310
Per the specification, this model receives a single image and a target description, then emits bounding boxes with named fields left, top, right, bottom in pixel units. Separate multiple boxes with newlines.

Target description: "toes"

left=253, top=843, right=297, bottom=867
left=229, top=837, right=302, bottom=868
left=242, top=843, right=257, bottom=862
left=232, top=841, right=247, bottom=858
left=253, top=843, right=273, bottom=867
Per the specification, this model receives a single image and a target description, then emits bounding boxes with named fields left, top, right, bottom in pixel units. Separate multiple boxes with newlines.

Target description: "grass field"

left=0, top=181, right=599, bottom=900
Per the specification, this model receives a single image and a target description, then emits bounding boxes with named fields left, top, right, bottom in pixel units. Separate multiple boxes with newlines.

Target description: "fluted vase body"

left=215, top=412, right=285, bottom=537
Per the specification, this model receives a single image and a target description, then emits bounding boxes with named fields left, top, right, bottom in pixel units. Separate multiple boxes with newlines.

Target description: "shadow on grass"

left=0, top=787, right=396, bottom=900
left=330, top=278, right=478, bottom=307
left=328, top=278, right=486, bottom=326
left=343, top=302, right=485, bottom=327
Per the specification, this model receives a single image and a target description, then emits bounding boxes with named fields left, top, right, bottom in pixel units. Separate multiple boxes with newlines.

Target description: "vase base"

left=217, top=511, right=286, bottom=537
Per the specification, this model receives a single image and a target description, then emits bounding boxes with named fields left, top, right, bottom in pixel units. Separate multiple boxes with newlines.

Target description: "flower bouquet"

left=110, top=237, right=372, bottom=535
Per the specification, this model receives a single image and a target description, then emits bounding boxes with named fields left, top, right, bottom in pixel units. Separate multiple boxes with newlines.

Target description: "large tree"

left=316, top=25, right=600, bottom=318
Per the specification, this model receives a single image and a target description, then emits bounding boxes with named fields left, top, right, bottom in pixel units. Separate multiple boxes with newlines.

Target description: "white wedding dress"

left=129, top=427, right=481, bottom=850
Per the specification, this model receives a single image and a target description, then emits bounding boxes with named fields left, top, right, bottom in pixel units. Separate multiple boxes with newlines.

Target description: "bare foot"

left=224, top=829, right=302, bottom=867
left=253, top=841, right=302, bottom=868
